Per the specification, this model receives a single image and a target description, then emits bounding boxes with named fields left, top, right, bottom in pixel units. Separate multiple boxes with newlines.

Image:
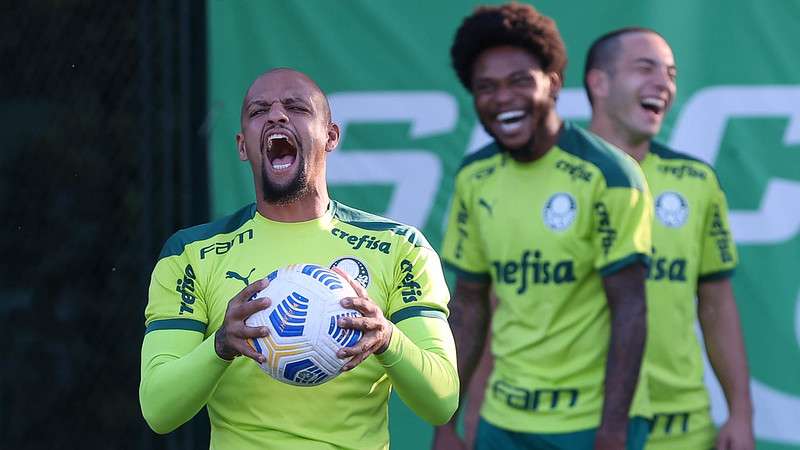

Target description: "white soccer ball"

left=246, top=264, right=363, bottom=386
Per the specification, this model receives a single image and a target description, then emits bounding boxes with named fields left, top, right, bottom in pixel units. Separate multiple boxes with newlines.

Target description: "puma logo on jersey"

left=492, top=250, right=576, bottom=294
left=226, top=268, right=256, bottom=287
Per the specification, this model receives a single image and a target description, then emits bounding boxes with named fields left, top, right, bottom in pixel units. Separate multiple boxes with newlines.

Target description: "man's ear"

left=325, top=122, right=340, bottom=153
left=548, top=72, right=563, bottom=101
left=586, top=69, right=610, bottom=102
left=236, top=133, right=248, bottom=161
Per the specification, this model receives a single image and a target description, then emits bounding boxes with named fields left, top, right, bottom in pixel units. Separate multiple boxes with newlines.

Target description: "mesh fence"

left=2, top=1, right=209, bottom=448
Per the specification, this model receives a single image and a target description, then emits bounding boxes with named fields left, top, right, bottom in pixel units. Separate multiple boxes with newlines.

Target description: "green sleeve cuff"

left=699, top=268, right=735, bottom=282
left=599, top=252, right=650, bottom=277
left=442, top=260, right=491, bottom=283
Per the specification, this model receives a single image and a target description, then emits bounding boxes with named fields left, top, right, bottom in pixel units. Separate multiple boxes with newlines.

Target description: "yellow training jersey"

left=641, top=142, right=738, bottom=418
left=441, top=121, right=653, bottom=433
left=145, top=200, right=450, bottom=449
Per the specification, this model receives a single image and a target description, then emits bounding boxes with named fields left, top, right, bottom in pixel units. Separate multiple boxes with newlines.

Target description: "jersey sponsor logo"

left=543, top=193, right=577, bottom=231
left=199, top=228, right=254, bottom=259
left=397, top=259, right=422, bottom=303
left=656, top=192, right=689, bottom=228
left=454, top=199, right=469, bottom=260
left=656, top=164, right=707, bottom=180
left=491, top=379, right=578, bottom=411
left=471, top=165, right=496, bottom=181
left=492, top=250, right=576, bottom=294
left=648, top=412, right=691, bottom=435
left=330, top=257, right=370, bottom=288
left=225, top=267, right=256, bottom=287
left=709, top=203, right=734, bottom=263
left=648, top=248, right=688, bottom=282
left=331, top=228, right=391, bottom=254
left=477, top=197, right=494, bottom=216
left=594, top=202, right=617, bottom=257
left=176, top=264, right=198, bottom=315
left=555, top=159, right=593, bottom=182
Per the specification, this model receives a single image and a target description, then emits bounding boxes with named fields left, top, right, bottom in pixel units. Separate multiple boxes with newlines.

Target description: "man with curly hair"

left=434, top=4, right=653, bottom=449
left=585, top=28, right=754, bottom=450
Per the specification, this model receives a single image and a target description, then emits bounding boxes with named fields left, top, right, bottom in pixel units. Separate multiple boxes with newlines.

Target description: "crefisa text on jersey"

left=330, top=228, right=392, bottom=254
left=492, top=250, right=576, bottom=294
left=176, top=264, right=198, bottom=314
left=397, top=259, right=422, bottom=303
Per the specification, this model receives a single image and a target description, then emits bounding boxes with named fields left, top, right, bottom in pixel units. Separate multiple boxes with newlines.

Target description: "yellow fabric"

left=140, top=200, right=456, bottom=449
left=641, top=142, right=737, bottom=418
left=441, top=122, right=653, bottom=433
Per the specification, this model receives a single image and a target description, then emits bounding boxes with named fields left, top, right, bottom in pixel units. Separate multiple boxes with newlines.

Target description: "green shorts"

left=645, top=408, right=715, bottom=450
left=475, top=416, right=650, bottom=450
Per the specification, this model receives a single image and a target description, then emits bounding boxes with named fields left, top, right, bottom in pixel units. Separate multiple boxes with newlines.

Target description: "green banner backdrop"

left=208, top=1, right=800, bottom=448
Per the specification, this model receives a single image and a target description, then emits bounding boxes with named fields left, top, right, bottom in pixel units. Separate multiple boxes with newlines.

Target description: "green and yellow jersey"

left=441, top=121, right=653, bottom=433
left=141, top=200, right=457, bottom=450
left=641, top=142, right=737, bottom=446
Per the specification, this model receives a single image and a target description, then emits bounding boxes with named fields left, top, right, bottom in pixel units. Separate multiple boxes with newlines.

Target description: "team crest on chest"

left=543, top=193, right=577, bottom=231
left=655, top=191, right=689, bottom=227
left=330, top=257, right=370, bottom=288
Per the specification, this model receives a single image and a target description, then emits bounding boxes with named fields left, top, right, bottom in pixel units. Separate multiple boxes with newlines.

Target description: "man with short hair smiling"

left=434, top=4, right=654, bottom=450
left=585, top=28, right=754, bottom=450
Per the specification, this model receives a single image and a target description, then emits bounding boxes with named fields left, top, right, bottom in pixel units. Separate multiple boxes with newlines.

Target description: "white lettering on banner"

left=327, top=92, right=456, bottom=228
left=669, top=86, right=800, bottom=245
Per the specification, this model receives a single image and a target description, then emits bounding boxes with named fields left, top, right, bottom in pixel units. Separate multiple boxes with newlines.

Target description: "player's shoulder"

left=556, top=121, right=645, bottom=191
left=158, top=203, right=257, bottom=260
left=455, top=142, right=504, bottom=182
left=331, top=200, right=431, bottom=250
left=649, top=140, right=722, bottom=188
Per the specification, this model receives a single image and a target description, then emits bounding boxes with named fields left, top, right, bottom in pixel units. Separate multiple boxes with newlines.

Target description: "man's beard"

left=481, top=104, right=550, bottom=161
left=261, top=159, right=309, bottom=205
left=481, top=120, right=538, bottom=160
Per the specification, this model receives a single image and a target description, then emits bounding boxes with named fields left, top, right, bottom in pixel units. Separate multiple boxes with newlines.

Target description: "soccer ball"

left=246, top=264, right=363, bottom=386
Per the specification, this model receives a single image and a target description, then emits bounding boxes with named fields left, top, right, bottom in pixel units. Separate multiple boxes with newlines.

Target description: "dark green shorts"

left=475, top=416, right=650, bottom=450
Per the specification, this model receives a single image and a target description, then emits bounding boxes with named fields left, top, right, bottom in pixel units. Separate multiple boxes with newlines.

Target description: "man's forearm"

left=376, top=317, right=460, bottom=425
left=140, top=330, right=230, bottom=434
left=698, top=278, right=753, bottom=419
left=441, top=277, right=491, bottom=426
left=600, top=300, right=646, bottom=431
left=600, top=264, right=647, bottom=434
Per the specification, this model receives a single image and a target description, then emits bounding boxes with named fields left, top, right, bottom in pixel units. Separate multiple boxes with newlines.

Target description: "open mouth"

left=496, top=110, right=527, bottom=133
left=264, top=132, right=298, bottom=171
left=640, top=97, right=666, bottom=116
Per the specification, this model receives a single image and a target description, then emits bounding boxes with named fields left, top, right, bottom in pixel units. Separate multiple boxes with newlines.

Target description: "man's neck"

left=512, top=111, right=563, bottom=163
left=256, top=186, right=330, bottom=223
left=589, top=115, right=650, bottom=162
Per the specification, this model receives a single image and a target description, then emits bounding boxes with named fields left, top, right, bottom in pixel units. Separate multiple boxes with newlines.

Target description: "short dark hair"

left=583, top=27, right=665, bottom=105
left=450, top=3, right=567, bottom=91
